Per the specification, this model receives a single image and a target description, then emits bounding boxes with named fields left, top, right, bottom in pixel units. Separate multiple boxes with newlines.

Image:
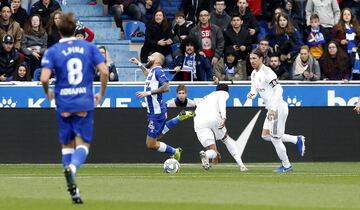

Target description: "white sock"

left=205, top=149, right=217, bottom=160
left=262, top=135, right=272, bottom=142
left=69, top=164, right=77, bottom=173
left=157, top=142, right=167, bottom=152
left=271, top=137, right=291, bottom=168
left=222, top=136, right=244, bottom=166
left=282, top=134, right=297, bottom=144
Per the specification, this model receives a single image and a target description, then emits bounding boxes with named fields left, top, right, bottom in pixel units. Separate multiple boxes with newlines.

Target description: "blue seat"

left=33, top=68, right=41, bottom=81
left=124, top=21, right=146, bottom=42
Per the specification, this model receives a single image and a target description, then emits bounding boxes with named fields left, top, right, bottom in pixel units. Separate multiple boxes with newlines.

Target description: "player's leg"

left=161, top=110, right=194, bottom=135
left=195, top=126, right=218, bottom=170
left=262, top=112, right=292, bottom=172
left=220, top=133, right=248, bottom=171
left=57, top=112, right=75, bottom=167
left=146, top=116, right=182, bottom=161
left=278, top=102, right=306, bottom=156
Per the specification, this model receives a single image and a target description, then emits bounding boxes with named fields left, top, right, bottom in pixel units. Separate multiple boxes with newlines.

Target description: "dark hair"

left=23, top=14, right=46, bottom=35
left=58, top=12, right=76, bottom=37
left=150, top=10, right=169, bottom=33
left=180, top=37, right=198, bottom=53
left=215, top=0, right=225, bottom=5
left=75, top=29, right=85, bottom=36
left=175, top=11, right=185, bottom=18
left=12, top=63, right=32, bottom=81
left=176, top=84, right=187, bottom=93
left=320, top=40, right=349, bottom=74
left=251, top=48, right=265, bottom=59
left=231, top=12, right=242, bottom=20
left=216, top=84, right=229, bottom=92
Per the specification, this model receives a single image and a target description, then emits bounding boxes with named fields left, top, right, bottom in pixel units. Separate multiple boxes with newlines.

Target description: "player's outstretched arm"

left=40, top=67, right=54, bottom=101
left=354, top=98, right=360, bottom=114
left=95, top=62, right=109, bottom=106
left=129, top=57, right=149, bottom=76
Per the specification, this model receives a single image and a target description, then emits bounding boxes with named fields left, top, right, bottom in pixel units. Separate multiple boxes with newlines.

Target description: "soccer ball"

left=163, top=158, right=180, bottom=174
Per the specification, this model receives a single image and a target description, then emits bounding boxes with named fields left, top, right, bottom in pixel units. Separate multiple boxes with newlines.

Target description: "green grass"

left=0, top=163, right=359, bottom=210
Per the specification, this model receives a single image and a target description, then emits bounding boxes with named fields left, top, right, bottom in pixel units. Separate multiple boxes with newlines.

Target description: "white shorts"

left=194, top=115, right=227, bottom=148
left=263, top=100, right=288, bottom=138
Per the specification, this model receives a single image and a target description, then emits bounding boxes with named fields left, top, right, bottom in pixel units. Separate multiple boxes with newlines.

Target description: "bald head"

left=147, top=52, right=165, bottom=67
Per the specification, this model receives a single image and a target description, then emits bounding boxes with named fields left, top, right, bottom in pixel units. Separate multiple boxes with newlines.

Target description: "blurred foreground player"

left=40, top=12, right=108, bottom=203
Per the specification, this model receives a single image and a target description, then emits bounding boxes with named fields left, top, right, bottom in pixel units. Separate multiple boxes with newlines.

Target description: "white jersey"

left=250, top=64, right=283, bottom=110
left=195, top=90, right=229, bottom=119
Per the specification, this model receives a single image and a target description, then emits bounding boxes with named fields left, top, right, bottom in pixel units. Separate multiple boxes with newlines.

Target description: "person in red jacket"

left=74, top=20, right=95, bottom=42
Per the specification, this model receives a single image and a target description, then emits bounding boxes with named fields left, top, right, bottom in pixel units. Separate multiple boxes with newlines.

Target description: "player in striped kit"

left=129, top=53, right=194, bottom=162
left=247, top=49, right=306, bottom=173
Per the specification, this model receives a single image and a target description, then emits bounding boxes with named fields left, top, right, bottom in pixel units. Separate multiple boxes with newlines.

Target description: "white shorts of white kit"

left=194, top=115, right=227, bottom=148
left=263, top=100, right=288, bottom=138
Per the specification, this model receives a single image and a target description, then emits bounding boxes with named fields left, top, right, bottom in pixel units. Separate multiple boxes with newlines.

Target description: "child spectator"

left=304, top=14, right=331, bottom=60
left=166, top=84, right=196, bottom=107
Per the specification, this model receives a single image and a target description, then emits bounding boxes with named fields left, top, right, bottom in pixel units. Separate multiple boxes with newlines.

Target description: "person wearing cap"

left=0, top=4, right=22, bottom=51
left=194, top=83, right=248, bottom=172
left=213, top=46, right=247, bottom=81
left=0, top=34, right=20, bottom=81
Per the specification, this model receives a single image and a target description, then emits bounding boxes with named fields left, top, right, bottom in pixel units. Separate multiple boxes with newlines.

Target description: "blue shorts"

left=56, top=110, right=94, bottom=145
left=147, top=113, right=166, bottom=138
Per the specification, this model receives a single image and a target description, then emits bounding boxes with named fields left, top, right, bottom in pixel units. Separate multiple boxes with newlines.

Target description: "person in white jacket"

left=247, top=49, right=306, bottom=173
left=194, top=84, right=248, bottom=172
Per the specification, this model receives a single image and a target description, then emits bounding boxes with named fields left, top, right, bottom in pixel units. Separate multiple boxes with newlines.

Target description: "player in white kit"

left=194, top=84, right=248, bottom=172
left=247, top=49, right=306, bottom=173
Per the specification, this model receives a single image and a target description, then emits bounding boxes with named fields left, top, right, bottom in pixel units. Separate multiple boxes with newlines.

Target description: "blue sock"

left=61, top=148, right=74, bottom=167
left=70, top=146, right=88, bottom=169
left=158, top=142, right=176, bottom=155
left=162, top=117, right=180, bottom=135
left=165, top=116, right=180, bottom=130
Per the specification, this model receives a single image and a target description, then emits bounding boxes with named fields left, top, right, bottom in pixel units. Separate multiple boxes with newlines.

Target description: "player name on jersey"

left=60, top=87, right=87, bottom=96
left=61, top=46, right=84, bottom=56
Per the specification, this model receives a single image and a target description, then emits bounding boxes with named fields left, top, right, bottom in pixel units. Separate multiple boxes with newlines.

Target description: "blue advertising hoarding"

left=0, top=84, right=358, bottom=108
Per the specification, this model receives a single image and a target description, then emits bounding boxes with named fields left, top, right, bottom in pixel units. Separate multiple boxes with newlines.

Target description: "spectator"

left=350, top=42, right=360, bottom=80
left=107, top=0, right=142, bottom=37
left=172, top=37, right=211, bottom=81
left=140, top=10, right=173, bottom=67
left=189, top=9, right=224, bottom=80
left=268, top=12, right=303, bottom=76
left=172, top=11, right=193, bottom=46
left=269, top=53, right=289, bottom=80
left=234, top=0, right=259, bottom=43
left=46, top=10, right=61, bottom=47
left=210, top=0, right=231, bottom=31
left=10, top=0, right=28, bottom=28
left=247, top=0, right=262, bottom=17
left=281, top=0, right=302, bottom=31
left=95, top=46, right=119, bottom=81
left=269, top=7, right=286, bottom=29
left=166, top=84, right=196, bottom=107
left=180, top=0, right=210, bottom=24
left=223, top=13, right=252, bottom=63
left=304, top=14, right=332, bottom=60
left=21, top=14, right=47, bottom=76
left=74, top=21, right=95, bottom=42
left=319, top=40, right=350, bottom=80
left=340, top=0, right=360, bottom=23
left=332, top=8, right=360, bottom=54
left=11, top=63, right=31, bottom=81
left=0, top=35, right=20, bottom=81
left=293, top=45, right=321, bottom=81
left=213, top=46, right=247, bottom=81
left=305, top=0, right=340, bottom=30
left=137, top=0, right=159, bottom=23
left=254, top=38, right=273, bottom=66
left=0, top=4, right=22, bottom=51
left=31, top=0, right=61, bottom=27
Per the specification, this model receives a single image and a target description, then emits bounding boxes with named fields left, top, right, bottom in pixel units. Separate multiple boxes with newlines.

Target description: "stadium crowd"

left=1, top=0, right=360, bottom=82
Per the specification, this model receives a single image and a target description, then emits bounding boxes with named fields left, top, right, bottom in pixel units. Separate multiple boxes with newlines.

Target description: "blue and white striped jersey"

left=144, top=66, right=168, bottom=115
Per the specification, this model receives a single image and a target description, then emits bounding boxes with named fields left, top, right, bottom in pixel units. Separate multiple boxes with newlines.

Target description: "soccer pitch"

left=0, top=163, right=359, bottom=210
